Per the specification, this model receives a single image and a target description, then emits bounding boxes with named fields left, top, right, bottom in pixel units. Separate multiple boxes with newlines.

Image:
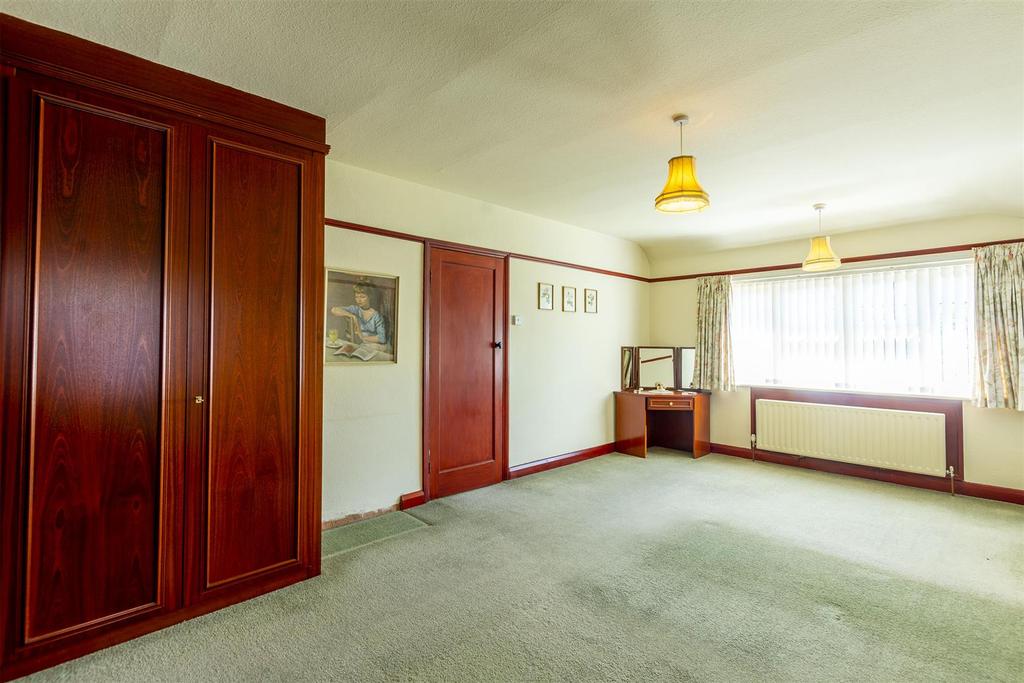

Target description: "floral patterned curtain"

left=693, top=275, right=735, bottom=391
left=974, top=242, right=1024, bottom=410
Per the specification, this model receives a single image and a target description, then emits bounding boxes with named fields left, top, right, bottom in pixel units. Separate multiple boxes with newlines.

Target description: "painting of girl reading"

left=324, top=269, right=398, bottom=364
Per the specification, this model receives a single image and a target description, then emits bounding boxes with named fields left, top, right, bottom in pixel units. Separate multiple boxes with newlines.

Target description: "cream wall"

left=649, top=215, right=1024, bottom=490
left=650, top=214, right=1023, bottom=278
left=963, top=405, right=1024, bottom=489
left=326, top=161, right=649, bottom=277
left=322, top=160, right=650, bottom=521
left=322, top=230, right=424, bottom=520
left=509, top=260, right=649, bottom=467
left=650, top=279, right=696, bottom=348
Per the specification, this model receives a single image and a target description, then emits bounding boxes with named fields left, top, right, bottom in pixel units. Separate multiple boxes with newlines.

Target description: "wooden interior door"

left=427, top=247, right=507, bottom=498
left=0, top=75, right=188, bottom=668
left=184, top=127, right=318, bottom=604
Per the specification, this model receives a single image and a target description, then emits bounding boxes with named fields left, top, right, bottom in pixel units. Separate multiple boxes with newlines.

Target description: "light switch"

left=511, top=314, right=523, bottom=326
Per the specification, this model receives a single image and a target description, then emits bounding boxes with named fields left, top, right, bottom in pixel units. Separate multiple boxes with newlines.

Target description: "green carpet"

left=322, top=511, right=427, bottom=558
left=25, top=450, right=1024, bottom=682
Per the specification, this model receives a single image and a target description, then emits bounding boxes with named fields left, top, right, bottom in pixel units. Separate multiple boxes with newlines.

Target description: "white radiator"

left=755, top=399, right=947, bottom=477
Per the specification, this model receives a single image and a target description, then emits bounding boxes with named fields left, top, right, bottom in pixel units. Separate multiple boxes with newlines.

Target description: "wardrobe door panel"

left=203, top=138, right=302, bottom=588
left=27, top=97, right=165, bottom=640
left=1, top=76, right=188, bottom=662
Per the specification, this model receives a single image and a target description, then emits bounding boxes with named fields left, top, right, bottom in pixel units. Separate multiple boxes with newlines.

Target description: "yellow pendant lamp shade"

left=802, top=235, right=841, bottom=271
left=655, top=155, right=709, bottom=213
left=802, top=203, right=841, bottom=272
left=654, top=114, right=710, bottom=213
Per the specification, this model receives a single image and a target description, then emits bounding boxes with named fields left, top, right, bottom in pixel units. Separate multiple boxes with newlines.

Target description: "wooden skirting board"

left=710, top=443, right=1024, bottom=506
left=398, top=491, right=427, bottom=510
left=508, top=443, right=616, bottom=479
left=396, top=438, right=1022, bottom=519
left=399, top=443, right=617, bottom=511
left=396, top=444, right=614, bottom=511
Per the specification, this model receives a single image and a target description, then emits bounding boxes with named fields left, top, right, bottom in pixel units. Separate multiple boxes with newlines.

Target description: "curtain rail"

left=733, top=255, right=972, bottom=283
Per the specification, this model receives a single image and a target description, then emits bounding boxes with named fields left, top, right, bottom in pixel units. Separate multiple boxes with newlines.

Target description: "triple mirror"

left=621, top=346, right=696, bottom=391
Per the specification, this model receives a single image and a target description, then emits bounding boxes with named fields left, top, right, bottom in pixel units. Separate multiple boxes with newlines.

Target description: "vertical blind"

left=731, top=260, right=975, bottom=397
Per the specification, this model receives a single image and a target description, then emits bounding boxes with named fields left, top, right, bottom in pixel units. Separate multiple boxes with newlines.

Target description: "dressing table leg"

left=614, top=392, right=647, bottom=457
left=692, top=393, right=711, bottom=457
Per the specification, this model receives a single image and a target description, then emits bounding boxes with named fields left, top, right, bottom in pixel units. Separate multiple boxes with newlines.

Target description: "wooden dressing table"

left=614, top=390, right=711, bottom=458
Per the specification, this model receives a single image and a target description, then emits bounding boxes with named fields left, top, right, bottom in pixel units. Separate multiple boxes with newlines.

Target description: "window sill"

left=734, top=383, right=971, bottom=403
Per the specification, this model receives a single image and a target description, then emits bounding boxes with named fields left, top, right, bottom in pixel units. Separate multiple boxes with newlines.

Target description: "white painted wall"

left=322, top=160, right=650, bottom=521
left=650, top=214, right=1024, bottom=278
left=649, top=215, right=1024, bottom=490
left=509, top=259, right=649, bottom=466
left=326, top=161, right=650, bottom=277
left=963, top=404, right=1024, bottom=489
left=322, top=229, right=424, bottom=518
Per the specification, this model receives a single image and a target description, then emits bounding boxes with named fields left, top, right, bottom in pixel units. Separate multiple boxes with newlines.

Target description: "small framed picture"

left=562, top=286, right=576, bottom=312
left=538, top=282, right=554, bottom=310
left=584, top=288, right=598, bottom=314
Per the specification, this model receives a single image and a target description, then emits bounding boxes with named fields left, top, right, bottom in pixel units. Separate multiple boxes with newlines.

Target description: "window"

left=731, top=260, right=974, bottom=397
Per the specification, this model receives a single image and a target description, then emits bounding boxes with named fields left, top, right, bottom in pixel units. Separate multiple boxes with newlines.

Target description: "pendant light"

left=802, top=203, right=841, bottom=272
left=654, top=114, right=709, bottom=213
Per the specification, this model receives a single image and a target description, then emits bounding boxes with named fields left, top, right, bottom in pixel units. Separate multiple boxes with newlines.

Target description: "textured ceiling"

left=5, top=0, right=1022, bottom=256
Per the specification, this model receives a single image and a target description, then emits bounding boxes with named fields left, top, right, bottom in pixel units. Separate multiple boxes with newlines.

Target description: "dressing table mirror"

left=620, top=346, right=696, bottom=390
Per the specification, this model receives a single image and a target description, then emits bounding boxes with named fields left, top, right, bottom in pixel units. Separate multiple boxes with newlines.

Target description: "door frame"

left=421, top=242, right=510, bottom=502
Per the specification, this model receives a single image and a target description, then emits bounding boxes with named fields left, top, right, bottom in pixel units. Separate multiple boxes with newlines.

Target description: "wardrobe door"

left=0, top=74, right=188, bottom=673
left=185, top=127, right=321, bottom=605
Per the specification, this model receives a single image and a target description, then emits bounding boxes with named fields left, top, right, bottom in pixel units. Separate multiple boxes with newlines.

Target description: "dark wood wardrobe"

left=0, top=15, right=325, bottom=679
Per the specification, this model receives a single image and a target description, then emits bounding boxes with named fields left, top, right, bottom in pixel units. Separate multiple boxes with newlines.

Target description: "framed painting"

left=324, top=268, right=398, bottom=364
left=538, top=282, right=554, bottom=310
left=562, top=286, right=576, bottom=312
left=584, top=288, right=598, bottom=313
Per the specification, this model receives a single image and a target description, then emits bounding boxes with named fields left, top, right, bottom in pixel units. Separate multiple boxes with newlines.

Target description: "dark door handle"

left=494, top=341, right=503, bottom=349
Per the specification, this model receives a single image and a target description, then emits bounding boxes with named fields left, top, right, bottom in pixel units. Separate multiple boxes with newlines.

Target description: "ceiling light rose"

left=802, top=203, right=841, bottom=272
left=655, top=114, right=709, bottom=213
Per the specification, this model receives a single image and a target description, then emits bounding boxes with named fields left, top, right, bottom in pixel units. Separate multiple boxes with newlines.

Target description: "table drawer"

left=647, top=397, right=693, bottom=410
